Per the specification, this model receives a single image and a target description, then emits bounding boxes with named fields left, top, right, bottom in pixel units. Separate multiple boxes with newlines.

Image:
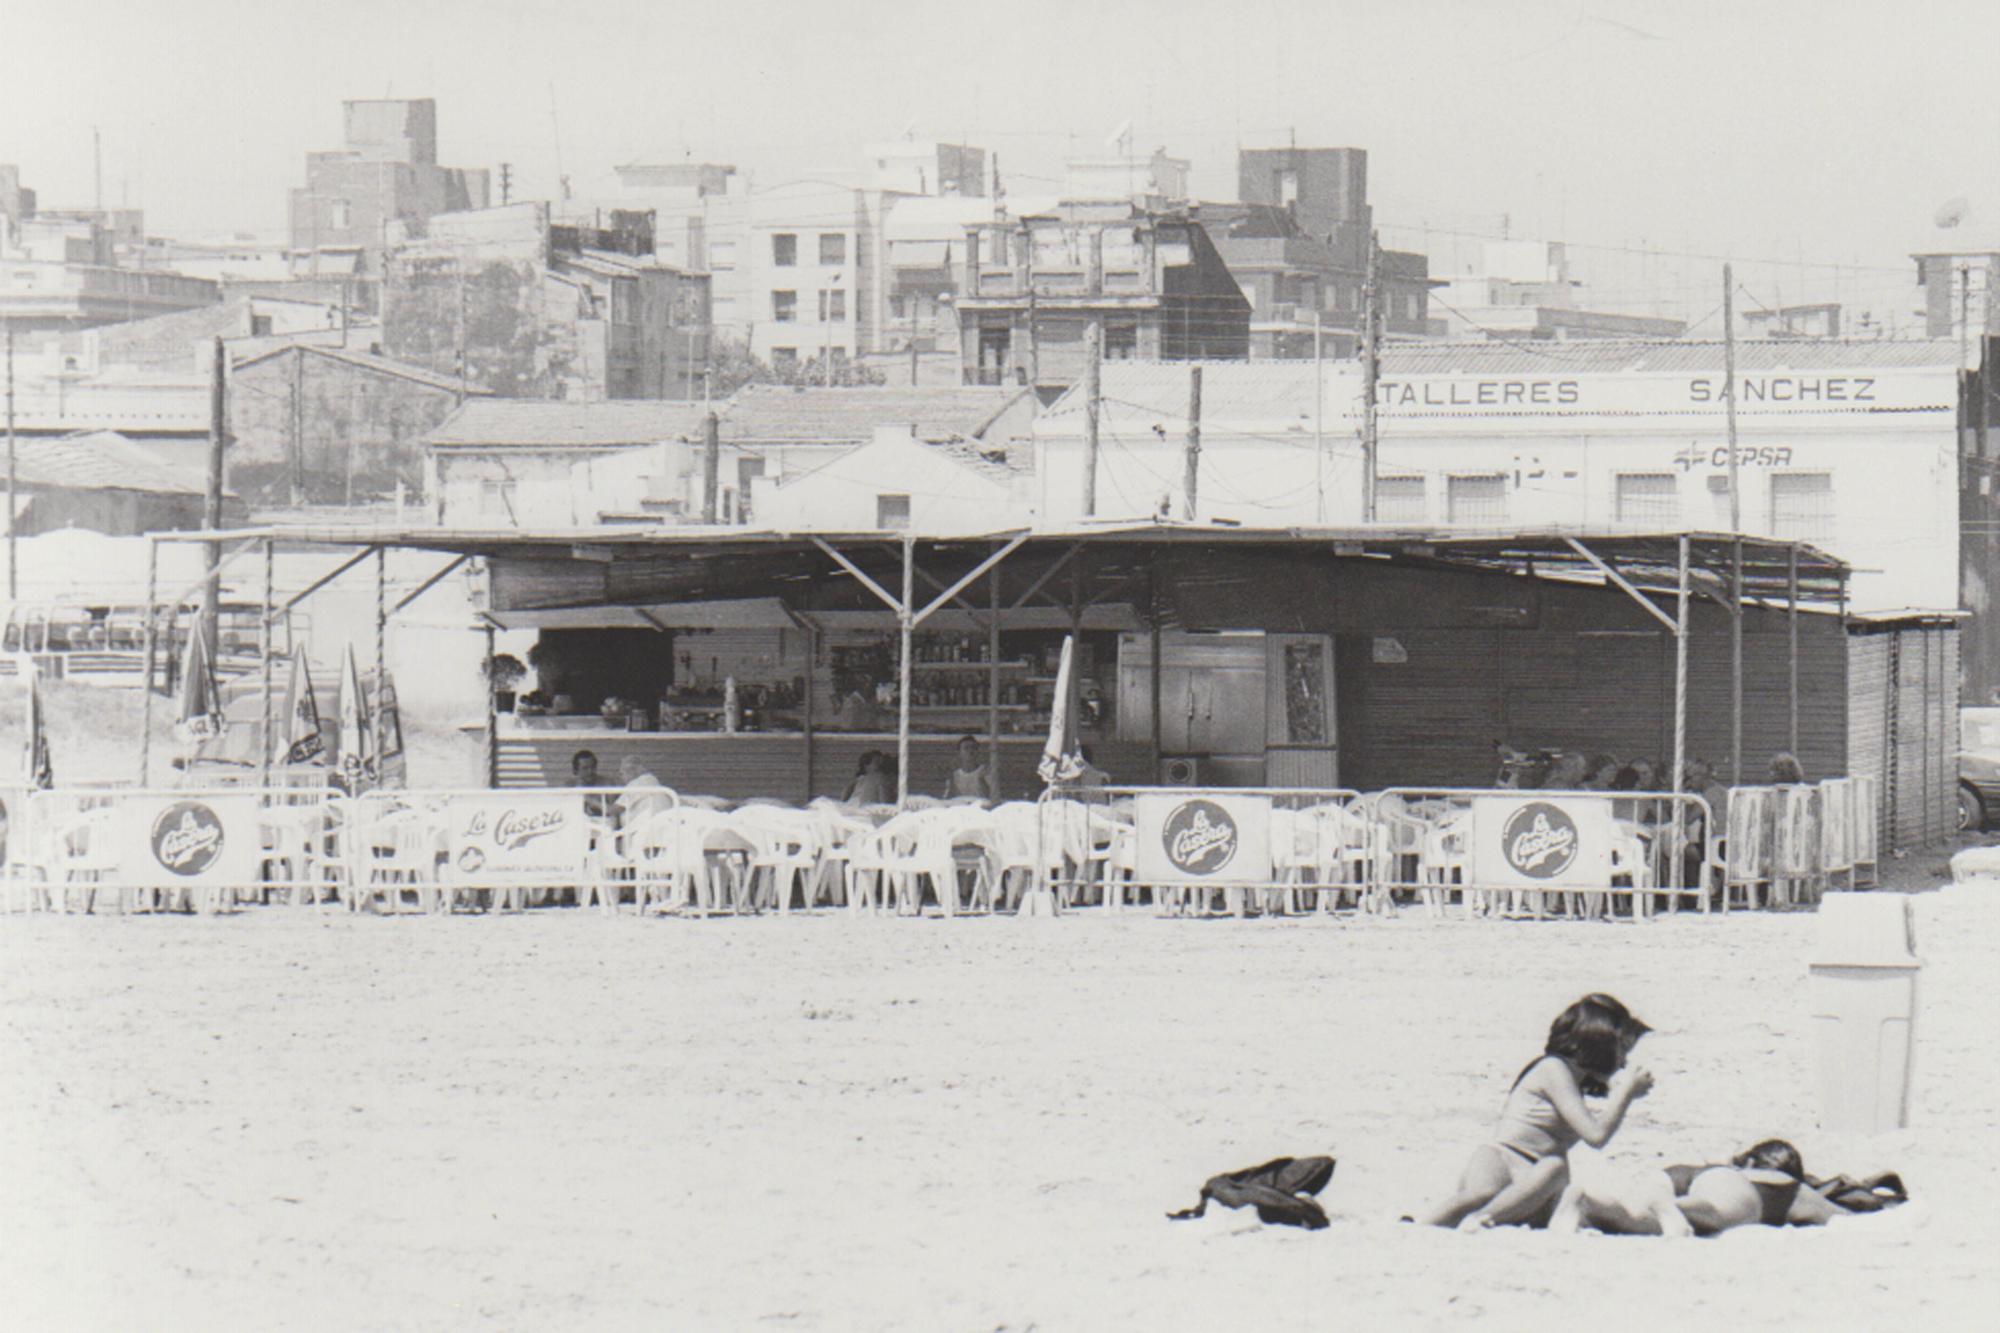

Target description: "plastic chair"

left=1770, top=785, right=1821, bottom=907
left=1849, top=775, right=1880, bottom=888
left=1818, top=778, right=1855, bottom=891
left=346, top=805, right=447, bottom=914
left=736, top=811, right=820, bottom=913
left=1705, top=787, right=1774, bottom=910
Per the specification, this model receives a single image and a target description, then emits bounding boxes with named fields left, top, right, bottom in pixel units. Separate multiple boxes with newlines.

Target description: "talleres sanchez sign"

left=1365, top=370, right=1953, bottom=418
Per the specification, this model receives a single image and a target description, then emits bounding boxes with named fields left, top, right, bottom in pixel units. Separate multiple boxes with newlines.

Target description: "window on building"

left=772, top=233, right=797, bottom=267
left=1770, top=472, right=1833, bottom=540
left=478, top=479, right=518, bottom=524
left=1447, top=474, right=1508, bottom=525
left=1374, top=476, right=1426, bottom=523
left=1104, top=323, right=1138, bottom=360
left=819, top=233, right=846, bottom=266
left=709, top=239, right=737, bottom=269
left=250, top=314, right=273, bottom=337
left=888, top=294, right=907, bottom=320
left=329, top=199, right=350, bottom=229
left=1615, top=472, right=1679, bottom=526
left=819, top=289, right=846, bottom=322
left=1278, top=169, right=1299, bottom=206
left=771, top=347, right=798, bottom=373
left=877, top=493, right=912, bottom=531
left=772, top=290, right=797, bottom=323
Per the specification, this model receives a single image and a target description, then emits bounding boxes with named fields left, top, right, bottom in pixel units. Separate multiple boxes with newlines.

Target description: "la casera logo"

left=151, top=801, right=226, bottom=876
left=1162, top=799, right=1239, bottom=876
left=1501, top=801, right=1579, bottom=879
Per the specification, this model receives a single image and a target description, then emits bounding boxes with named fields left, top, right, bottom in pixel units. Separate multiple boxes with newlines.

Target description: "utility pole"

left=202, top=337, right=227, bottom=653
left=701, top=410, right=720, bottom=523
left=93, top=126, right=102, bottom=214
left=1081, top=321, right=1100, bottom=517
left=1313, top=310, right=1325, bottom=523
left=5, top=320, right=15, bottom=600
left=1723, top=263, right=1741, bottom=533
left=1361, top=231, right=1381, bottom=520
left=455, top=264, right=469, bottom=405
left=1183, top=364, right=1203, bottom=521
left=499, top=162, right=513, bottom=206
left=289, top=345, right=305, bottom=506
left=1722, top=264, right=1743, bottom=787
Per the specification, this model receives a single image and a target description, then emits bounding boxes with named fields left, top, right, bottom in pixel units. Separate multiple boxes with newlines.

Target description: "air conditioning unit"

left=1161, top=755, right=1200, bottom=786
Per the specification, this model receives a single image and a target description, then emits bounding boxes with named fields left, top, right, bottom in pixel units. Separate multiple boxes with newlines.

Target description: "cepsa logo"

left=1162, top=799, right=1239, bottom=876
left=151, top=801, right=226, bottom=877
left=1500, top=802, right=1579, bottom=880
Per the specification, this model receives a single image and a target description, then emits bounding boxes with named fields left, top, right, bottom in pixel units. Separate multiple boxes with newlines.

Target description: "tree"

left=704, top=336, right=887, bottom=396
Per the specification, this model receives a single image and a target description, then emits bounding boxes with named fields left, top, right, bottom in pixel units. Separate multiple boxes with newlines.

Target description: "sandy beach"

left=2, top=885, right=1994, bottom=1331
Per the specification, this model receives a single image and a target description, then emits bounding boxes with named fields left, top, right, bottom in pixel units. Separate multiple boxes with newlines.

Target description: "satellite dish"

left=1934, top=196, right=1971, bottom=229
left=1105, top=119, right=1133, bottom=151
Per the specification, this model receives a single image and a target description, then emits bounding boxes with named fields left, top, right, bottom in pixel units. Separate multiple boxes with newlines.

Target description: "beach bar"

left=143, top=522, right=1958, bottom=848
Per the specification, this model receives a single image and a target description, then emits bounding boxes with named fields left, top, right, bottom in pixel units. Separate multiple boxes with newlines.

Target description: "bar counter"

left=493, top=722, right=1138, bottom=803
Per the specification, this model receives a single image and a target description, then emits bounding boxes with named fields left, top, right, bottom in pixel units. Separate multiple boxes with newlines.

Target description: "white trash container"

left=1809, top=893, right=1920, bottom=1134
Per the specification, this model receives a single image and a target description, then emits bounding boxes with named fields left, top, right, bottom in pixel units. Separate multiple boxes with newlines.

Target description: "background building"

left=288, top=99, right=492, bottom=312
left=954, top=203, right=1250, bottom=394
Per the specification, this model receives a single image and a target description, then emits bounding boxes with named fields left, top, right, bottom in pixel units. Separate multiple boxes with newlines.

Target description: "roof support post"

left=391, top=554, right=469, bottom=615
left=912, top=533, right=1029, bottom=628
left=1562, top=536, right=1678, bottom=633
left=140, top=536, right=159, bottom=786
left=896, top=535, right=913, bottom=806
left=260, top=537, right=275, bottom=788
left=810, top=536, right=905, bottom=615
left=277, top=544, right=381, bottom=618
left=1672, top=534, right=1689, bottom=811
left=1731, top=536, right=1744, bottom=785
left=1788, top=544, right=1800, bottom=756
left=1009, top=541, right=1084, bottom=611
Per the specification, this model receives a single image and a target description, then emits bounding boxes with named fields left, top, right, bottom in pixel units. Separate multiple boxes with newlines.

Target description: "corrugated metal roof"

left=719, top=384, right=1031, bottom=444
left=1380, top=339, right=1964, bottom=375
left=21, top=431, right=222, bottom=495
left=427, top=399, right=716, bottom=448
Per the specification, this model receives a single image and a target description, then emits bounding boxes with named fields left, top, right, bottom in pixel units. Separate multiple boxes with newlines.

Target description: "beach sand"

left=2, top=887, right=1994, bottom=1331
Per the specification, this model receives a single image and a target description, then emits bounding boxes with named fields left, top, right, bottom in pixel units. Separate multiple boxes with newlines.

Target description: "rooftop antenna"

left=1106, top=119, right=1133, bottom=154
left=548, top=81, right=570, bottom=202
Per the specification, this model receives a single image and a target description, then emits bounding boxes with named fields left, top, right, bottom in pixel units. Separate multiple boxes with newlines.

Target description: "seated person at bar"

left=1074, top=743, right=1110, bottom=790
left=834, top=687, right=882, bottom=732
left=616, top=755, right=674, bottom=827
left=571, top=749, right=610, bottom=819
left=942, top=735, right=997, bottom=802
left=844, top=750, right=892, bottom=806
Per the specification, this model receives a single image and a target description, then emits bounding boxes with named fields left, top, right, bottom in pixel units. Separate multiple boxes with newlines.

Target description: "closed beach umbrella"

left=334, top=642, right=373, bottom=789
left=22, top=656, right=53, bottom=790
left=176, top=628, right=224, bottom=745
left=281, top=647, right=325, bottom=765
left=1037, top=634, right=1083, bottom=787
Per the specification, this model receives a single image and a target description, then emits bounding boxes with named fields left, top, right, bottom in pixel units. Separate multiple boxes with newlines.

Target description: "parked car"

left=1959, top=707, right=2000, bottom=831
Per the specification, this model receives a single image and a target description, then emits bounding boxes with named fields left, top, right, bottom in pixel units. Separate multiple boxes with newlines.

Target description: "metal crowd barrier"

left=1035, top=785, right=1369, bottom=917
left=1366, top=788, right=1714, bottom=920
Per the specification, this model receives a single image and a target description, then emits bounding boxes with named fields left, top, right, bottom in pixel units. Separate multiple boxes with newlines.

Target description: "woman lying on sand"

left=1550, top=1139, right=1851, bottom=1236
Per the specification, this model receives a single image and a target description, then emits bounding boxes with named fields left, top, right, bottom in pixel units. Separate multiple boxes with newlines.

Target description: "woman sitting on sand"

left=1550, top=1139, right=1850, bottom=1236
left=1414, top=993, right=1655, bottom=1230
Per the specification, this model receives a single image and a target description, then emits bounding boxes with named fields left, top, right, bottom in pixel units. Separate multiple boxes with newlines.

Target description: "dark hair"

left=1732, top=1138, right=1805, bottom=1180
left=570, top=749, right=598, bottom=770
left=1609, top=765, right=1641, bottom=791
left=957, top=734, right=979, bottom=747
left=1529, top=993, right=1652, bottom=1096
left=1769, top=752, right=1805, bottom=784
left=854, top=750, right=878, bottom=775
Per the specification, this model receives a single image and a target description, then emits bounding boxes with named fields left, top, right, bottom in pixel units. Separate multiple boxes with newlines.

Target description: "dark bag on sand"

left=1166, top=1156, right=1336, bottom=1230
left=1809, top=1171, right=1909, bottom=1214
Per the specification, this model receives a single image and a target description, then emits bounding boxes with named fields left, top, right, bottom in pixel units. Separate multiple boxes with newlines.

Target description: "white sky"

left=5, top=0, right=1997, bottom=327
